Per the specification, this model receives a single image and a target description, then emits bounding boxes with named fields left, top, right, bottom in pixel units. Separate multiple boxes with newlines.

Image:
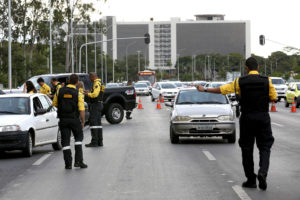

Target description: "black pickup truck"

left=3, top=73, right=136, bottom=124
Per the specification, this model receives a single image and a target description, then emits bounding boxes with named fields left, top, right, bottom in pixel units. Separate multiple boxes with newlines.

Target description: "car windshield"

left=161, top=83, right=176, bottom=89
left=106, top=83, right=118, bottom=88
left=272, top=79, right=285, bottom=85
left=175, top=83, right=183, bottom=87
left=135, top=84, right=147, bottom=88
left=0, top=97, right=30, bottom=115
left=176, top=90, right=228, bottom=105
left=297, top=84, right=300, bottom=90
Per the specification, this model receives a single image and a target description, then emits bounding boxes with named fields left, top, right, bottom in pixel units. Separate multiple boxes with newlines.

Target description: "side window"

left=33, top=97, right=43, bottom=113
left=58, top=77, right=68, bottom=86
left=39, top=96, right=51, bottom=110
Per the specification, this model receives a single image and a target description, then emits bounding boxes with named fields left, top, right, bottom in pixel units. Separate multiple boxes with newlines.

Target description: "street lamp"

left=137, top=50, right=141, bottom=72
left=126, top=41, right=137, bottom=81
left=8, top=0, right=12, bottom=89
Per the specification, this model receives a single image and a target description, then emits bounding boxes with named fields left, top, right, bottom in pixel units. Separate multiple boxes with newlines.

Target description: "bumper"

left=171, top=122, right=235, bottom=136
left=136, top=91, right=149, bottom=95
left=162, top=95, right=176, bottom=100
left=276, top=91, right=286, bottom=97
left=0, top=130, right=28, bottom=150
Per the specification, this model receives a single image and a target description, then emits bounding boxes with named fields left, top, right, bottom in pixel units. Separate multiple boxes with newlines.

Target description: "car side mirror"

left=35, top=108, right=47, bottom=116
left=165, top=102, right=174, bottom=108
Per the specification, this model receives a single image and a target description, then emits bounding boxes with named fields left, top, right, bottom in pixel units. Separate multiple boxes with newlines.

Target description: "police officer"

left=196, top=57, right=277, bottom=190
left=49, top=77, right=62, bottom=99
left=85, top=72, right=104, bottom=147
left=52, top=74, right=88, bottom=169
left=126, top=80, right=133, bottom=120
left=37, top=77, right=51, bottom=95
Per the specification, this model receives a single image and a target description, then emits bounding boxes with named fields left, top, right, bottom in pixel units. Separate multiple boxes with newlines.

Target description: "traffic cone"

left=156, top=99, right=162, bottom=109
left=270, top=101, right=277, bottom=112
left=137, top=97, right=144, bottom=109
left=291, top=98, right=297, bottom=113
left=160, top=95, right=164, bottom=103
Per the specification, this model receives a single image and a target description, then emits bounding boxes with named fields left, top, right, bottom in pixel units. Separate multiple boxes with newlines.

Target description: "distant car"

left=106, top=83, right=119, bottom=88
left=0, top=93, right=62, bottom=157
left=134, top=83, right=150, bottom=96
left=0, top=90, right=4, bottom=95
left=205, top=82, right=226, bottom=88
left=137, top=81, right=152, bottom=92
left=166, top=88, right=236, bottom=144
left=173, top=82, right=184, bottom=89
left=285, top=82, right=300, bottom=108
left=151, top=82, right=179, bottom=102
left=270, top=77, right=287, bottom=101
left=193, top=81, right=207, bottom=87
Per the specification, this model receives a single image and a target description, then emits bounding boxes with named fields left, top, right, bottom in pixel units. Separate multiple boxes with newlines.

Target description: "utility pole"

left=8, top=0, right=12, bottom=89
left=137, top=50, right=141, bottom=72
left=70, top=0, right=74, bottom=73
left=177, top=54, right=180, bottom=81
left=264, top=59, right=267, bottom=76
left=94, top=22, right=97, bottom=73
left=85, top=23, right=88, bottom=73
left=105, top=54, right=107, bottom=84
left=112, top=58, right=115, bottom=83
left=49, top=0, right=53, bottom=74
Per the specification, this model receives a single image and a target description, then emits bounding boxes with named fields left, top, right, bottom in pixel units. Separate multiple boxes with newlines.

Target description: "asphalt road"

left=0, top=98, right=299, bottom=200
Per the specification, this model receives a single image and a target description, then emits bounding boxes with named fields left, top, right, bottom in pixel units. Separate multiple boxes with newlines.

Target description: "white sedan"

left=0, top=93, right=61, bottom=157
left=151, top=82, right=179, bottom=102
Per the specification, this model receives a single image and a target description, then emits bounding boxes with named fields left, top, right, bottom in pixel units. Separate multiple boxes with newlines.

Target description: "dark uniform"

left=219, top=70, right=277, bottom=189
left=52, top=84, right=87, bottom=169
left=50, top=82, right=62, bottom=100
left=86, top=78, right=105, bottom=147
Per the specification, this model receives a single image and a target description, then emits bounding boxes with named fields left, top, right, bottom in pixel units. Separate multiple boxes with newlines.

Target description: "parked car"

left=172, top=82, right=184, bottom=89
left=205, top=82, right=226, bottom=88
left=166, top=88, right=236, bottom=144
left=0, top=93, right=62, bottom=156
left=0, top=89, right=4, bottom=95
left=270, top=77, right=287, bottom=101
left=134, top=83, right=150, bottom=96
left=285, top=82, right=300, bottom=108
left=137, top=81, right=152, bottom=93
left=151, top=82, right=179, bottom=102
left=4, top=73, right=137, bottom=124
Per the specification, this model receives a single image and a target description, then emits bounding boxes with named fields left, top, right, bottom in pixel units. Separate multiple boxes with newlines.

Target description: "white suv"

left=270, top=77, right=287, bottom=101
left=0, top=93, right=61, bottom=157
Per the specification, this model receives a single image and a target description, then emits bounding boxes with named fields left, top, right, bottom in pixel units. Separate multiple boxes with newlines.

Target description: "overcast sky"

left=91, top=0, right=300, bottom=58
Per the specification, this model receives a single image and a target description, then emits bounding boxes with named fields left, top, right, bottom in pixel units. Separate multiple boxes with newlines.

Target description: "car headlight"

left=0, top=125, right=20, bottom=132
left=173, top=116, right=191, bottom=122
left=217, top=115, right=234, bottom=121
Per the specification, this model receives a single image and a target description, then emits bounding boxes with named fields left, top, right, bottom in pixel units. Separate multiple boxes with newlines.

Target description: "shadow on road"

left=178, top=137, right=233, bottom=145
left=0, top=149, right=53, bottom=160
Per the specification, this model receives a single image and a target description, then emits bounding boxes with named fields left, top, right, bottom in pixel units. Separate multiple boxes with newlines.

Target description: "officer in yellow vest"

left=37, top=77, right=51, bottom=95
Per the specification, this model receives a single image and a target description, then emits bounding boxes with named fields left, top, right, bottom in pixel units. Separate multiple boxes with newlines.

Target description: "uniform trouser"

left=59, top=118, right=84, bottom=166
left=89, top=102, right=103, bottom=145
left=239, top=112, right=274, bottom=180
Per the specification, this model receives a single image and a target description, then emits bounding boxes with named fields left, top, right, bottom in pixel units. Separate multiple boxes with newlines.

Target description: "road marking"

left=272, top=122, right=284, bottom=127
left=202, top=150, right=216, bottom=161
left=232, top=185, right=252, bottom=200
left=32, top=153, right=52, bottom=166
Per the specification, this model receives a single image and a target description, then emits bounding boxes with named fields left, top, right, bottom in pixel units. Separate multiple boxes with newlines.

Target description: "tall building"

left=101, top=15, right=250, bottom=70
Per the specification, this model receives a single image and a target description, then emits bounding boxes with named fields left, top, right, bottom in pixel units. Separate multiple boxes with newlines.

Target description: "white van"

left=270, top=77, right=287, bottom=101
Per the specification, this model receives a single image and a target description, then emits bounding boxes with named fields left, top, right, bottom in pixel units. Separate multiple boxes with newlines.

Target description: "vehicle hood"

left=274, top=85, right=287, bottom=89
left=174, top=104, right=232, bottom=117
left=0, top=115, right=29, bottom=126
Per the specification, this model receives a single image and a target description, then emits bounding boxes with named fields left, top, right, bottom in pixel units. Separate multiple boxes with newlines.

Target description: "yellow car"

left=285, top=82, right=300, bottom=108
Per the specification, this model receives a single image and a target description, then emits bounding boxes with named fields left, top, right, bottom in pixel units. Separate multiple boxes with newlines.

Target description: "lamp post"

left=49, top=0, right=53, bottom=74
left=137, top=50, right=141, bottom=72
left=126, top=41, right=136, bottom=81
left=8, top=0, right=12, bottom=89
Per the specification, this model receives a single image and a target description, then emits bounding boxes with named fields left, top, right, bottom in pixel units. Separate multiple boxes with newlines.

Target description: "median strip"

left=32, top=153, right=52, bottom=166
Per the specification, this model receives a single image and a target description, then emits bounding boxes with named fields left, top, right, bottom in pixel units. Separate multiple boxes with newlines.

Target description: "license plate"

left=196, top=125, right=213, bottom=131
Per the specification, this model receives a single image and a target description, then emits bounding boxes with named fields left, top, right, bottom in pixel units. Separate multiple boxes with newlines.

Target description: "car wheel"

left=225, top=131, right=236, bottom=144
left=23, top=132, right=33, bottom=157
left=277, top=97, right=281, bottom=102
left=105, top=103, right=124, bottom=124
left=151, top=95, right=155, bottom=102
left=285, top=99, right=290, bottom=107
left=52, top=129, right=62, bottom=151
left=170, top=125, right=179, bottom=144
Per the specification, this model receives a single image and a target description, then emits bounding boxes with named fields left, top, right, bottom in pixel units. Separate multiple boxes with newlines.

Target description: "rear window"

left=271, top=79, right=285, bottom=85
left=135, top=84, right=147, bottom=88
left=176, top=90, right=228, bottom=105
left=161, top=83, right=176, bottom=89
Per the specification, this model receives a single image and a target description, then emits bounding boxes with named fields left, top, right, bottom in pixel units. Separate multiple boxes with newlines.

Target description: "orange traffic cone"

left=160, top=95, right=164, bottom=103
left=156, top=99, right=162, bottom=109
left=291, top=98, right=297, bottom=113
left=138, top=97, right=144, bottom=109
left=270, top=101, right=277, bottom=112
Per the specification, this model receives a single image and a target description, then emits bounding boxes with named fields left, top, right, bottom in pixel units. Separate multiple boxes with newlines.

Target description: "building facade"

left=101, top=15, right=251, bottom=70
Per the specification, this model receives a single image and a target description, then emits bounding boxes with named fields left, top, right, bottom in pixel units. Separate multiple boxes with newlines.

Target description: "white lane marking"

left=271, top=122, right=284, bottom=127
left=202, top=150, right=216, bottom=161
left=232, top=185, right=252, bottom=200
left=32, top=153, right=52, bottom=166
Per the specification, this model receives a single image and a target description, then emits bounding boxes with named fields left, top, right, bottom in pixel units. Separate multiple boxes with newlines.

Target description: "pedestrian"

left=126, top=80, right=133, bottom=120
left=77, top=81, right=85, bottom=95
left=84, top=72, right=104, bottom=147
left=52, top=74, right=88, bottom=170
left=49, top=78, right=62, bottom=99
left=23, top=81, right=37, bottom=94
left=196, top=57, right=277, bottom=190
left=37, top=77, right=51, bottom=95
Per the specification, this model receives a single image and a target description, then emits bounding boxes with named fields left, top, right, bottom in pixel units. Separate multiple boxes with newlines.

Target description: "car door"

left=32, top=97, right=49, bottom=145
left=38, top=95, right=59, bottom=143
left=154, top=84, right=161, bottom=98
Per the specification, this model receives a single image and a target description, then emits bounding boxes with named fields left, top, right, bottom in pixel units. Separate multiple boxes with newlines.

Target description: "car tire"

left=23, top=132, right=33, bottom=157
left=105, top=103, right=124, bottom=124
left=277, top=97, right=281, bottom=102
left=52, top=130, right=62, bottom=151
left=225, top=131, right=236, bottom=144
left=151, top=95, right=155, bottom=102
left=170, top=125, right=179, bottom=144
left=285, top=99, right=290, bottom=107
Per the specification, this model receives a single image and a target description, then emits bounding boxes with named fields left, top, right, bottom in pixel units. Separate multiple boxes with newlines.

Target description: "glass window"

left=176, top=90, right=228, bottom=105
left=33, top=97, right=43, bottom=112
left=161, top=83, right=176, bottom=89
left=0, top=97, right=30, bottom=115
left=271, top=79, right=285, bottom=85
left=135, top=84, right=147, bottom=88
left=39, top=96, right=51, bottom=110
left=297, top=84, right=300, bottom=90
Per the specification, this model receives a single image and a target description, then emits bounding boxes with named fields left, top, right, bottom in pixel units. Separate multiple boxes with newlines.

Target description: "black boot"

left=75, top=143, right=83, bottom=163
left=98, top=128, right=103, bottom=146
left=126, top=111, right=132, bottom=120
left=257, top=173, right=267, bottom=190
left=74, top=161, right=88, bottom=168
left=85, top=129, right=99, bottom=147
left=242, top=175, right=257, bottom=188
left=63, top=149, right=72, bottom=170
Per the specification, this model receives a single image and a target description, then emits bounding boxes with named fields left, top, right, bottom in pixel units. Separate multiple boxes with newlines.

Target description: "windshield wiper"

left=0, top=111, right=20, bottom=114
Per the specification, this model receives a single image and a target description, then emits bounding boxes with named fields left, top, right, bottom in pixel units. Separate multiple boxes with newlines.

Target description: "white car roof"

left=270, top=77, right=284, bottom=79
left=0, top=93, right=44, bottom=98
